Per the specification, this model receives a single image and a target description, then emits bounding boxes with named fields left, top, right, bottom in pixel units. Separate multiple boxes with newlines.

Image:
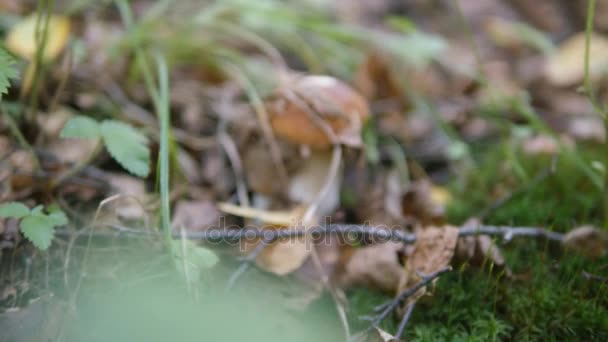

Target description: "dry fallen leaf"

left=337, top=241, right=406, bottom=293
left=405, top=226, right=459, bottom=275
left=522, top=134, right=558, bottom=155
left=172, top=200, right=220, bottom=233
left=568, top=116, right=605, bottom=143
left=397, top=226, right=458, bottom=302
left=106, top=173, right=147, bottom=221
left=6, top=14, right=70, bottom=62
left=47, top=139, right=98, bottom=164
left=219, top=203, right=313, bottom=275
left=402, top=179, right=450, bottom=226
left=453, top=221, right=508, bottom=275
left=562, top=225, right=608, bottom=259
left=38, top=108, right=73, bottom=138
left=545, top=32, right=608, bottom=87
left=218, top=202, right=301, bottom=226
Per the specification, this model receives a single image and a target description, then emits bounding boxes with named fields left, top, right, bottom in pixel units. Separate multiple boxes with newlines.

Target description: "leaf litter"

left=0, top=0, right=608, bottom=341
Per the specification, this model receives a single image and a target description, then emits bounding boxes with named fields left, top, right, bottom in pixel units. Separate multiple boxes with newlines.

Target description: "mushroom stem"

left=300, top=144, right=343, bottom=223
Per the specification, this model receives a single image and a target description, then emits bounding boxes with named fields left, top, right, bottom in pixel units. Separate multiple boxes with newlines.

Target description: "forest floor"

left=0, top=0, right=607, bottom=341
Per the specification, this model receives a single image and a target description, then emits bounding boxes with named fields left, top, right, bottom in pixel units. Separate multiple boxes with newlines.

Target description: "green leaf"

left=0, top=46, right=19, bottom=101
left=60, top=115, right=101, bottom=139
left=100, top=120, right=150, bottom=177
left=30, top=205, right=44, bottom=215
left=47, top=207, right=68, bottom=226
left=0, top=202, right=30, bottom=219
left=20, top=214, right=57, bottom=250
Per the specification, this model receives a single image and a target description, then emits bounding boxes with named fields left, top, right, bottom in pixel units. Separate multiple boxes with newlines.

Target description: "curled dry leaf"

left=405, top=226, right=459, bottom=275
left=337, top=241, right=406, bottom=293
left=454, top=233, right=508, bottom=272
left=562, top=225, right=608, bottom=259
left=267, top=74, right=370, bottom=149
left=398, top=226, right=458, bottom=302
left=545, top=32, right=608, bottom=87
left=354, top=53, right=404, bottom=105
left=218, top=203, right=313, bottom=275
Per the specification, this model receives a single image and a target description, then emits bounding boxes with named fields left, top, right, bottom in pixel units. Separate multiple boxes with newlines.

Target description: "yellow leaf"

left=6, top=14, right=70, bottom=61
left=429, top=185, right=451, bottom=208
left=217, top=202, right=305, bottom=226
left=545, top=32, right=608, bottom=86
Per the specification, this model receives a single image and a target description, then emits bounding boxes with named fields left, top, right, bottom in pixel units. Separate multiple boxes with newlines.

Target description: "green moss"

left=349, top=143, right=608, bottom=340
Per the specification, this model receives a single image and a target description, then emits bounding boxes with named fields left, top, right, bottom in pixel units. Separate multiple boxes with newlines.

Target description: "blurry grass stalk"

left=583, top=0, right=608, bottom=228
left=116, top=0, right=174, bottom=241
left=156, top=54, right=171, bottom=243
left=25, top=0, right=54, bottom=122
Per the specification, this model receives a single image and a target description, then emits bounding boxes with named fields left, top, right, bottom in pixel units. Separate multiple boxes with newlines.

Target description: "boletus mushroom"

left=267, top=74, right=371, bottom=220
left=238, top=74, right=371, bottom=275
left=268, top=74, right=370, bottom=150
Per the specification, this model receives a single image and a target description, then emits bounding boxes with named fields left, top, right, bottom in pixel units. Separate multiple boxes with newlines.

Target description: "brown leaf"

left=106, top=173, right=147, bottom=221
left=454, top=229, right=508, bottom=274
left=337, top=241, right=406, bottom=293
left=522, top=134, right=558, bottom=155
left=48, top=139, right=98, bottom=164
left=562, top=225, right=608, bottom=259
left=171, top=200, right=220, bottom=233
left=406, top=226, right=459, bottom=275
left=402, top=179, right=450, bottom=226
left=568, top=116, right=605, bottom=143
left=255, top=234, right=312, bottom=276
left=354, top=54, right=404, bottom=104
left=396, top=226, right=458, bottom=305
left=243, top=142, right=286, bottom=196
left=37, top=108, right=73, bottom=138
left=219, top=204, right=313, bottom=275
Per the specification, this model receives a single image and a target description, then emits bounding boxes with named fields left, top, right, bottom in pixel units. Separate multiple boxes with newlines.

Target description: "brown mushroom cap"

left=268, top=75, right=370, bottom=149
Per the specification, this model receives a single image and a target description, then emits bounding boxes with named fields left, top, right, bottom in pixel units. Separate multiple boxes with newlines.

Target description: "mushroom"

left=269, top=74, right=370, bottom=150
left=233, top=74, right=370, bottom=276
left=266, top=74, right=370, bottom=220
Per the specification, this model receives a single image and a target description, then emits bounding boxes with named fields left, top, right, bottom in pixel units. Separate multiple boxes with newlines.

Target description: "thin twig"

left=394, top=302, right=416, bottom=339
left=56, top=223, right=565, bottom=244
left=582, top=271, right=608, bottom=283
left=365, top=267, right=450, bottom=335
left=218, top=125, right=250, bottom=207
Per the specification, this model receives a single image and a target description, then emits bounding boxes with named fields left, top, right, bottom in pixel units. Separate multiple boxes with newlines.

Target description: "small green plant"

left=0, top=202, right=68, bottom=250
left=0, top=46, right=19, bottom=101
left=60, top=116, right=151, bottom=178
